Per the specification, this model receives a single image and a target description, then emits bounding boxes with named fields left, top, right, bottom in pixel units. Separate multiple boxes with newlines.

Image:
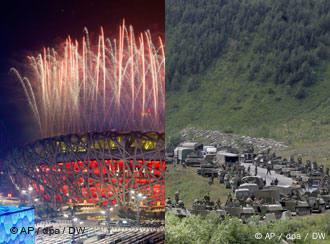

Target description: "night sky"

left=0, top=0, right=164, bottom=154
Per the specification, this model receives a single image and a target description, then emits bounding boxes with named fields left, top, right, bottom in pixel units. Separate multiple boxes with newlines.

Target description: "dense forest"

left=166, top=0, right=330, bottom=96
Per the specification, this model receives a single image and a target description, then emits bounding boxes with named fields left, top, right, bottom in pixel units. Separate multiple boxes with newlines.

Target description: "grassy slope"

left=166, top=164, right=230, bottom=208
left=166, top=52, right=330, bottom=165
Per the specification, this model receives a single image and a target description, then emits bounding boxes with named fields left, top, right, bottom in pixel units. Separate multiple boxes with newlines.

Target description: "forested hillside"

left=166, top=0, right=330, bottom=146
left=167, top=0, right=330, bottom=90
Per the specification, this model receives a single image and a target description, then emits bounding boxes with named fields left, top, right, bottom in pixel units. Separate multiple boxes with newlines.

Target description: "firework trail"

left=12, top=21, right=165, bottom=139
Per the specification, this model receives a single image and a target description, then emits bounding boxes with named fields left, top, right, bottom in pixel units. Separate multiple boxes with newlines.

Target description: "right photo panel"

left=165, top=0, right=330, bottom=243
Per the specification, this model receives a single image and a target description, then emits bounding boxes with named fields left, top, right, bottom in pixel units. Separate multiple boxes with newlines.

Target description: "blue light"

left=0, top=205, right=35, bottom=244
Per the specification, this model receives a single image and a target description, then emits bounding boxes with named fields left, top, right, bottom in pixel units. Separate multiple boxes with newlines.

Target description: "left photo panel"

left=0, top=1, right=165, bottom=243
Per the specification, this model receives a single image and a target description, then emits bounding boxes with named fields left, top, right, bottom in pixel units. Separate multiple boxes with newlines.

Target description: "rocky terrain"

left=180, top=127, right=287, bottom=152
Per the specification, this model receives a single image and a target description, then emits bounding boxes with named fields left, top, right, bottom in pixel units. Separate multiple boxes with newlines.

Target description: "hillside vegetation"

left=166, top=164, right=230, bottom=208
left=166, top=213, right=330, bottom=244
left=166, top=0, right=330, bottom=148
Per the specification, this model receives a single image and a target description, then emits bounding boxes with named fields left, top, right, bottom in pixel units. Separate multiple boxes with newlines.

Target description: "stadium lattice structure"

left=5, top=131, right=165, bottom=210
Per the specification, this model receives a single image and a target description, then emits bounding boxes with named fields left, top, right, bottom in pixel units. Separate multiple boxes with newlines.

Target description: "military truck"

left=234, top=189, right=251, bottom=203
left=216, top=151, right=239, bottom=166
left=240, top=152, right=255, bottom=164
left=174, top=147, right=194, bottom=164
left=235, top=183, right=259, bottom=202
left=165, top=152, right=174, bottom=164
left=197, top=162, right=219, bottom=177
left=255, top=188, right=280, bottom=204
left=202, top=146, right=217, bottom=158
left=185, top=154, right=204, bottom=167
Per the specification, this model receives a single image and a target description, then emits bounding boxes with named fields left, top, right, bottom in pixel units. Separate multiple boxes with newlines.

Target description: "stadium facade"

left=5, top=131, right=165, bottom=213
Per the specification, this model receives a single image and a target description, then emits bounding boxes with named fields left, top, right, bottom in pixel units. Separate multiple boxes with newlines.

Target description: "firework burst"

left=12, top=21, right=165, bottom=139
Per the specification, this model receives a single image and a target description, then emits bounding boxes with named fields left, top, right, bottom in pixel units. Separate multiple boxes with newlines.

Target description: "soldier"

left=289, top=155, right=294, bottom=163
left=216, top=198, right=222, bottom=209
left=233, top=198, right=240, bottom=207
left=208, top=176, right=213, bottom=185
left=166, top=197, right=172, bottom=207
left=245, top=197, right=253, bottom=206
left=226, top=192, right=233, bottom=206
left=274, top=178, right=279, bottom=185
left=178, top=200, right=185, bottom=208
left=255, top=165, right=258, bottom=176
left=203, top=194, right=211, bottom=204
left=174, top=191, right=180, bottom=204
left=266, top=164, right=272, bottom=175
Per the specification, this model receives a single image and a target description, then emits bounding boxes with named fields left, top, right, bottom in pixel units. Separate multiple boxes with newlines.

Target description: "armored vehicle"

left=280, top=199, right=311, bottom=215
left=167, top=206, right=191, bottom=218
left=241, top=176, right=265, bottom=189
left=238, top=183, right=259, bottom=195
left=306, top=192, right=326, bottom=213
left=259, top=204, right=284, bottom=219
left=166, top=196, right=191, bottom=218
left=272, top=161, right=287, bottom=174
left=281, top=167, right=296, bottom=177
left=319, top=188, right=330, bottom=208
left=225, top=206, right=255, bottom=222
left=191, top=195, right=226, bottom=218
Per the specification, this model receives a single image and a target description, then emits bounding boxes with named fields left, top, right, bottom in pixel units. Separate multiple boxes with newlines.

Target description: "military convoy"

left=168, top=141, right=330, bottom=222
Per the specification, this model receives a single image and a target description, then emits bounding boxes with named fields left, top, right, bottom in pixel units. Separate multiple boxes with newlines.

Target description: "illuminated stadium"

left=6, top=131, right=165, bottom=213
left=5, top=22, right=165, bottom=219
